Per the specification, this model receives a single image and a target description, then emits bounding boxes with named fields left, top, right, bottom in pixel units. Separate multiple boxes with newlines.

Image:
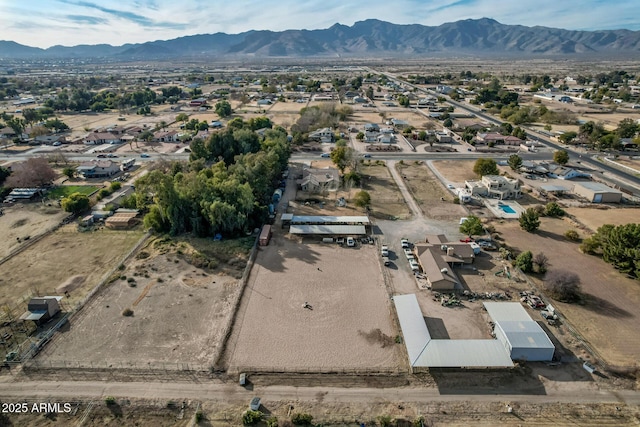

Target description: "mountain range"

left=2, top=18, right=640, bottom=60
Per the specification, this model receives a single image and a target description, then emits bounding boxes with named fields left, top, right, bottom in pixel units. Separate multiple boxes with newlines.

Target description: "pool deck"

left=484, top=199, right=525, bottom=219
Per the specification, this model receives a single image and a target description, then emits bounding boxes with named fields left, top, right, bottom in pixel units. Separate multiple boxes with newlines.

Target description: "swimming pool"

left=498, top=204, right=516, bottom=214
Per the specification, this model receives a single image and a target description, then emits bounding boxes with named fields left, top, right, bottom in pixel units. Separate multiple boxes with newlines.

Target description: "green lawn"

left=47, top=185, right=99, bottom=199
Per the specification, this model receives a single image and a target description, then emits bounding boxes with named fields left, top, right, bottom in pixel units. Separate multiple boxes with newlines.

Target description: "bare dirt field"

left=431, top=160, right=477, bottom=185
left=226, top=233, right=403, bottom=372
left=494, top=217, right=640, bottom=368
left=396, top=162, right=467, bottom=220
left=565, top=207, right=640, bottom=233
left=611, top=156, right=640, bottom=172
left=360, top=162, right=412, bottom=219
left=38, top=237, right=242, bottom=367
left=0, top=203, right=69, bottom=259
left=0, top=226, right=144, bottom=311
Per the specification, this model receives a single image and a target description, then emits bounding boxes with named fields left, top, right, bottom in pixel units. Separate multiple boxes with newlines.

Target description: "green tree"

left=616, top=118, right=639, bottom=138
left=356, top=131, right=364, bottom=140
left=459, top=215, right=484, bottom=237
left=514, top=250, right=533, bottom=273
left=553, top=149, right=569, bottom=165
left=473, top=158, right=499, bottom=177
left=353, top=190, right=371, bottom=208
left=508, top=154, right=522, bottom=171
left=61, top=192, right=90, bottom=214
left=176, top=113, right=189, bottom=123
left=329, top=146, right=352, bottom=174
left=601, top=223, right=640, bottom=278
left=519, top=208, right=541, bottom=233
left=215, top=100, right=232, bottom=117
left=62, top=167, right=75, bottom=179
left=558, top=131, right=577, bottom=144
left=291, top=412, right=313, bottom=425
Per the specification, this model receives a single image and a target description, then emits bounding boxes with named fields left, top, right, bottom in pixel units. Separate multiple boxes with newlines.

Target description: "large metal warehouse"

left=393, top=294, right=514, bottom=369
left=572, top=181, right=623, bottom=203
left=483, top=302, right=555, bottom=362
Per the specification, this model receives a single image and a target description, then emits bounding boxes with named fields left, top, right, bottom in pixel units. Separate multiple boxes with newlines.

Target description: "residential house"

left=297, top=167, right=340, bottom=193
left=436, top=131, right=452, bottom=143
left=412, top=235, right=479, bottom=290
left=153, top=130, right=179, bottom=143
left=364, top=123, right=380, bottom=132
left=476, top=133, right=524, bottom=146
left=547, top=165, right=589, bottom=180
left=465, top=175, right=521, bottom=200
left=35, top=134, right=66, bottom=145
left=391, top=119, right=410, bottom=129
left=364, top=130, right=379, bottom=143
left=377, top=133, right=395, bottom=144
left=189, top=98, right=207, bottom=107
left=309, top=127, right=335, bottom=143
left=77, top=160, right=121, bottom=179
left=256, top=99, right=272, bottom=106
left=83, top=132, right=121, bottom=145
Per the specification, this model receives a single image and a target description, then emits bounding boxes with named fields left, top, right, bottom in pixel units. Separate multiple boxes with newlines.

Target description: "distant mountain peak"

left=1, top=19, right=639, bottom=59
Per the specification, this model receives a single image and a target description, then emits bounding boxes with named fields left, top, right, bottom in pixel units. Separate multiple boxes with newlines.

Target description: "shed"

left=572, top=182, right=623, bottom=203
left=259, top=224, right=272, bottom=246
left=20, top=296, right=62, bottom=324
left=483, top=302, right=555, bottom=361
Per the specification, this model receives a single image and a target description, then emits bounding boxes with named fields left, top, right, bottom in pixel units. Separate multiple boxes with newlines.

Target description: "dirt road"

left=0, top=379, right=638, bottom=406
left=387, top=160, right=422, bottom=218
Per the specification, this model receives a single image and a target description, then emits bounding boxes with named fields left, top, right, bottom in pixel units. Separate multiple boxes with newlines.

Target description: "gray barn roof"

left=289, top=225, right=366, bottom=235
left=393, top=294, right=513, bottom=368
left=290, top=215, right=370, bottom=224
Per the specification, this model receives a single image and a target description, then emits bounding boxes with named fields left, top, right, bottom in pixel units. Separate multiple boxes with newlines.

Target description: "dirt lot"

left=226, top=233, right=403, bottom=372
left=494, top=217, right=640, bottom=368
left=0, top=226, right=144, bottom=311
left=359, top=162, right=412, bottom=219
left=0, top=203, right=69, bottom=259
left=396, top=162, right=467, bottom=220
left=566, top=207, right=640, bottom=232
left=38, top=236, right=245, bottom=367
left=431, top=160, right=477, bottom=185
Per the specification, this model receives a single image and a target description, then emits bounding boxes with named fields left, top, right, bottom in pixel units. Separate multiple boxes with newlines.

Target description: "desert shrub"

left=378, top=415, right=393, bottom=426
left=122, top=308, right=134, bottom=316
left=105, top=396, right=116, bottom=405
left=195, top=411, right=204, bottom=422
left=136, top=251, right=150, bottom=259
left=242, top=410, right=263, bottom=425
left=544, top=202, right=565, bottom=217
left=533, top=252, right=549, bottom=274
left=546, top=269, right=581, bottom=302
left=291, top=413, right=313, bottom=425
left=564, top=229, right=580, bottom=241
left=266, top=417, right=279, bottom=427
left=118, top=264, right=125, bottom=270
left=127, top=277, right=135, bottom=283
left=157, top=277, right=164, bottom=283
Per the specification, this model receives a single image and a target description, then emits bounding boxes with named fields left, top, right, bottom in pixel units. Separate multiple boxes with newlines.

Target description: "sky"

left=1, top=0, right=639, bottom=48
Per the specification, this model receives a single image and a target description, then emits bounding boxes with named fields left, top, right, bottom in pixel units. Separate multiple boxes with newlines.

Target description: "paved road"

left=0, top=379, right=638, bottom=406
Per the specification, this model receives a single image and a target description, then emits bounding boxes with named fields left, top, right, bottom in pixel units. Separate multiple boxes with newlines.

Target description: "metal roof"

left=483, top=302, right=532, bottom=322
left=540, top=184, right=570, bottom=192
left=290, top=215, right=370, bottom=224
left=289, top=225, right=366, bottom=235
left=495, top=321, right=555, bottom=349
left=574, top=181, right=623, bottom=193
left=392, top=294, right=431, bottom=366
left=416, top=340, right=514, bottom=368
left=281, top=213, right=294, bottom=221
left=393, top=294, right=513, bottom=368
left=19, top=310, right=47, bottom=321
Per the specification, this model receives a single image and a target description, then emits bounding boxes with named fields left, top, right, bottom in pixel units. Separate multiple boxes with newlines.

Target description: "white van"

left=346, top=237, right=355, bottom=247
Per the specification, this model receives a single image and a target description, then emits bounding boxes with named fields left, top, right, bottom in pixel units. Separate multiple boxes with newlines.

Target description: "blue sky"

left=1, top=0, right=639, bottom=48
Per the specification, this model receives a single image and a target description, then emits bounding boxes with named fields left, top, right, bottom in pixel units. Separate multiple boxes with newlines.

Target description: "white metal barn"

left=483, top=302, right=555, bottom=362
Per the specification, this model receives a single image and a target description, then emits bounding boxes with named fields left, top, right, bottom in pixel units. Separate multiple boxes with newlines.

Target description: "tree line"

left=132, top=125, right=290, bottom=237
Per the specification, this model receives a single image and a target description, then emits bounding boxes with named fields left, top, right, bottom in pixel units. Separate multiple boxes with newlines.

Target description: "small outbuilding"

left=20, top=296, right=62, bottom=325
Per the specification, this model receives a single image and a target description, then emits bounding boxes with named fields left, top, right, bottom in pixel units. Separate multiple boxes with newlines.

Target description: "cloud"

left=58, top=0, right=186, bottom=29
left=66, top=14, right=108, bottom=25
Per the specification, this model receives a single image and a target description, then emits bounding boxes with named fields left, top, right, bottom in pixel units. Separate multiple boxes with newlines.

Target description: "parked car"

left=140, top=153, right=150, bottom=158
left=460, top=237, right=474, bottom=243
left=400, top=238, right=410, bottom=249
left=447, top=184, right=455, bottom=189
left=346, top=237, right=355, bottom=247
left=320, top=153, right=330, bottom=158
left=382, top=256, right=390, bottom=266
left=106, top=153, right=118, bottom=158
left=381, top=245, right=389, bottom=257
left=409, top=260, right=420, bottom=271
left=52, top=141, right=62, bottom=146
left=96, top=154, right=107, bottom=158
left=404, top=248, right=414, bottom=259
left=363, top=154, right=372, bottom=158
